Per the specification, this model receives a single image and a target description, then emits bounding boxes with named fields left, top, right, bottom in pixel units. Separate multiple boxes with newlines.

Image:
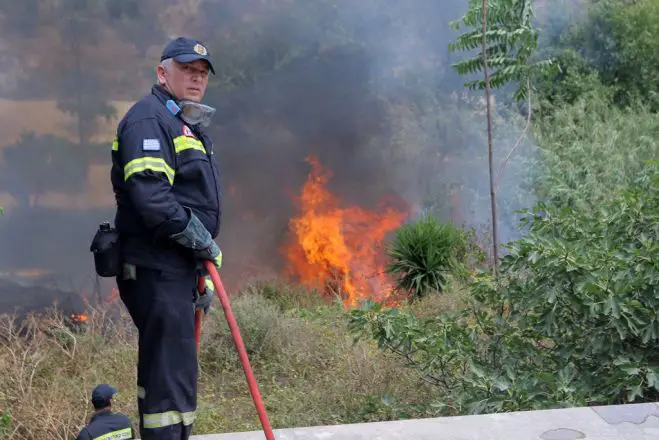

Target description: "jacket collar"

left=151, top=84, right=175, bottom=106
left=150, top=84, right=208, bottom=137
left=90, top=409, right=113, bottom=423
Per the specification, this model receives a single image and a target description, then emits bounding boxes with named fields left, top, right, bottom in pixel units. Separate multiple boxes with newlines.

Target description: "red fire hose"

left=194, top=261, right=275, bottom=440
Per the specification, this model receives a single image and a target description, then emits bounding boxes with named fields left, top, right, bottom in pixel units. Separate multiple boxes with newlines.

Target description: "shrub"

left=609, top=0, right=659, bottom=109
left=385, top=214, right=471, bottom=302
left=350, top=160, right=659, bottom=414
left=199, top=290, right=294, bottom=369
left=478, top=160, right=659, bottom=404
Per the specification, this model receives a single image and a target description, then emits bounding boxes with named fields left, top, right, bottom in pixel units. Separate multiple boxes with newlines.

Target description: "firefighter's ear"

left=156, top=63, right=167, bottom=86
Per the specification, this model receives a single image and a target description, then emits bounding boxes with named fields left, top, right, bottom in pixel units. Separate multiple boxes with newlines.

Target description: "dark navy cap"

left=160, top=36, right=215, bottom=75
left=91, top=384, right=117, bottom=407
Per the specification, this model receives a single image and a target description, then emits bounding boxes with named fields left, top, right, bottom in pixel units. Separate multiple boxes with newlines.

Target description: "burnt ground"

left=0, top=278, right=87, bottom=320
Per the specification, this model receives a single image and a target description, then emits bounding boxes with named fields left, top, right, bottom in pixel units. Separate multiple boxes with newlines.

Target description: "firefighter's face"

left=158, top=59, right=209, bottom=102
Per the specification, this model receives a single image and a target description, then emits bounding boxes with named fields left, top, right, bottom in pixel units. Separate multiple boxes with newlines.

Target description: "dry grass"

left=0, top=282, right=456, bottom=439
left=0, top=306, right=138, bottom=439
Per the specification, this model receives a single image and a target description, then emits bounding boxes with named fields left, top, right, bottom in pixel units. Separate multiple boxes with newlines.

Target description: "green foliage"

left=539, top=0, right=659, bottom=111
left=448, top=0, right=555, bottom=101
left=0, top=409, right=12, bottom=436
left=534, top=48, right=610, bottom=110
left=531, top=94, right=659, bottom=211
left=386, top=214, right=470, bottom=302
left=609, top=0, right=659, bottom=109
left=480, top=160, right=659, bottom=403
left=350, top=160, right=659, bottom=414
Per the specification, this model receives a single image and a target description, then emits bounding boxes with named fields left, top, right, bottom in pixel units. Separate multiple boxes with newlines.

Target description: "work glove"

left=204, top=241, right=223, bottom=270
left=169, top=208, right=223, bottom=271
left=194, top=278, right=214, bottom=315
left=195, top=241, right=222, bottom=277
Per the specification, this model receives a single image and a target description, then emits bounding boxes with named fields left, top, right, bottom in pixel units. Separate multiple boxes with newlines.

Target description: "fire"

left=283, top=155, right=409, bottom=308
left=70, top=313, right=89, bottom=324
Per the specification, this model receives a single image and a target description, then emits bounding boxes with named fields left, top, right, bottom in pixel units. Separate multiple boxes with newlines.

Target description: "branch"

left=381, top=341, right=448, bottom=388
left=496, top=78, right=532, bottom=189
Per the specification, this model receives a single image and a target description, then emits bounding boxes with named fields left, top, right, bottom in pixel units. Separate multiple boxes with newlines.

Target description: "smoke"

left=0, top=0, right=556, bottom=312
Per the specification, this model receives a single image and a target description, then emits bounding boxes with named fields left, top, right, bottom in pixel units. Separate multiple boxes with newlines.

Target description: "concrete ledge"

left=191, top=403, right=659, bottom=439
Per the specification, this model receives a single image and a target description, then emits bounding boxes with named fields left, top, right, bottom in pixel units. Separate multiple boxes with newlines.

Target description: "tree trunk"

left=481, top=0, right=499, bottom=274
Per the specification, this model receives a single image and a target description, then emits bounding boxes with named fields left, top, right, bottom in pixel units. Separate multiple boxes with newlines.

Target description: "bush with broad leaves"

left=349, top=160, right=659, bottom=414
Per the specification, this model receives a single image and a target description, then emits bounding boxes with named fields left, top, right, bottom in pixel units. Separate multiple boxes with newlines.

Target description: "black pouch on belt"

left=90, top=222, right=121, bottom=277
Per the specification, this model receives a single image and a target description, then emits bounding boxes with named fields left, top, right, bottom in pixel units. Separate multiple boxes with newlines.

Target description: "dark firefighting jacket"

left=111, top=84, right=222, bottom=274
left=75, top=410, right=134, bottom=440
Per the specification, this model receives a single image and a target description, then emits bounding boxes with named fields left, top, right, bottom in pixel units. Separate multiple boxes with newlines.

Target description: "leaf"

left=620, top=366, right=640, bottom=376
left=604, top=295, right=621, bottom=319
left=469, top=362, right=486, bottom=379
left=627, top=383, right=643, bottom=402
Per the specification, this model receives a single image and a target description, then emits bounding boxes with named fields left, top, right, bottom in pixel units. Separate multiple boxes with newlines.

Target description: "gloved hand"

left=204, top=241, right=223, bottom=270
left=195, top=241, right=222, bottom=277
left=194, top=278, right=214, bottom=315
left=169, top=209, right=223, bottom=270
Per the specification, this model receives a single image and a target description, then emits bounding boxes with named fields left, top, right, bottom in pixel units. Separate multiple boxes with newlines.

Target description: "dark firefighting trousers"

left=117, top=265, right=198, bottom=440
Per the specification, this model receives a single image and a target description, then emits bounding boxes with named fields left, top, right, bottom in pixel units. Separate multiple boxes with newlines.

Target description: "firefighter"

left=75, top=384, right=135, bottom=440
left=110, top=36, right=222, bottom=440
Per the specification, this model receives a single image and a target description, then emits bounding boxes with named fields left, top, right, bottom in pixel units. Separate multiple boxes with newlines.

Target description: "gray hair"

left=160, top=58, right=174, bottom=72
left=157, top=58, right=174, bottom=85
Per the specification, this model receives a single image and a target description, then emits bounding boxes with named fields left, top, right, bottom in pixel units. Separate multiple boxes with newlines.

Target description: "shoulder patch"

left=182, top=125, right=196, bottom=138
left=142, top=138, right=161, bottom=151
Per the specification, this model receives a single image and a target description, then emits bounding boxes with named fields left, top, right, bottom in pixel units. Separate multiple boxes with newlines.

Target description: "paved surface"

left=189, top=403, right=659, bottom=439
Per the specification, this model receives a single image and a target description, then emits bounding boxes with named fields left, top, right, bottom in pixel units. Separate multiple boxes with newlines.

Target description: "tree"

left=0, top=0, right=120, bottom=150
left=0, top=133, right=88, bottom=209
left=448, top=0, right=554, bottom=269
left=448, top=0, right=553, bottom=100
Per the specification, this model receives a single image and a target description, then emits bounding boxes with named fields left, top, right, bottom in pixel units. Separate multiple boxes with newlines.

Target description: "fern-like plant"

left=386, top=214, right=467, bottom=302
left=448, top=0, right=554, bottom=101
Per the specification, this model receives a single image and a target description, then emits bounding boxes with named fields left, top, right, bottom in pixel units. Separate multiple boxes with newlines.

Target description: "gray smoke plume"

left=0, top=0, right=563, bottom=314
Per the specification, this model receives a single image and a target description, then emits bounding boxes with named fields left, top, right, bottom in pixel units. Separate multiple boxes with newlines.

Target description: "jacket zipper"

left=204, top=135, right=221, bottom=238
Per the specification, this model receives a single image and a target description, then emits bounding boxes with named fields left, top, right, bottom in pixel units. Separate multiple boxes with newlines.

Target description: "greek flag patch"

left=142, top=138, right=161, bottom=151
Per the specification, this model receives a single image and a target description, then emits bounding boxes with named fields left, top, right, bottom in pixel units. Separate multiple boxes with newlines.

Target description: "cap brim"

left=173, top=54, right=216, bottom=75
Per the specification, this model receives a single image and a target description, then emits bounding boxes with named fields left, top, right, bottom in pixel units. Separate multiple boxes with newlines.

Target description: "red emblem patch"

left=182, top=125, right=196, bottom=138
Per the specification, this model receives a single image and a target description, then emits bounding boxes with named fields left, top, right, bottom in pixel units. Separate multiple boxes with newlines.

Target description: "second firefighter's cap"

left=91, top=383, right=118, bottom=405
left=161, top=36, right=215, bottom=75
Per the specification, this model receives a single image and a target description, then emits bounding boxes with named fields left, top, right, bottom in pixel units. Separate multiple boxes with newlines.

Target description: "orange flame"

left=70, top=313, right=89, bottom=324
left=283, top=155, right=409, bottom=308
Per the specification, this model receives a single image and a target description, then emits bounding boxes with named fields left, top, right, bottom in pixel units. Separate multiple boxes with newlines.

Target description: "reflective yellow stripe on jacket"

left=173, top=136, right=206, bottom=154
left=123, top=157, right=175, bottom=185
left=143, top=410, right=196, bottom=429
left=94, top=428, right=132, bottom=440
